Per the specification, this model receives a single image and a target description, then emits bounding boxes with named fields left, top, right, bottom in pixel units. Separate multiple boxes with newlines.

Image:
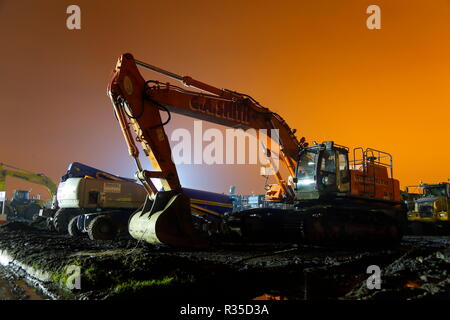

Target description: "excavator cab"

left=11, top=190, right=32, bottom=205
left=423, top=183, right=449, bottom=198
left=292, top=141, right=405, bottom=244
left=418, top=183, right=449, bottom=217
left=9, top=190, right=41, bottom=220
left=294, top=141, right=350, bottom=200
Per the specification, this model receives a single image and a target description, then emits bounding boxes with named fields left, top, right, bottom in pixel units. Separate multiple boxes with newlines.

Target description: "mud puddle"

left=0, top=265, right=46, bottom=300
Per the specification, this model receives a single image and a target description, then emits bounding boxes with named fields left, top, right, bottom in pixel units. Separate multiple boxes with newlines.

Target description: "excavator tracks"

left=223, top=205, right=404, bottom=247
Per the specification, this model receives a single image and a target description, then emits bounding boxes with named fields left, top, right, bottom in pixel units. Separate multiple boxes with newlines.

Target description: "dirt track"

left=0, top=221, right=449, bottom=300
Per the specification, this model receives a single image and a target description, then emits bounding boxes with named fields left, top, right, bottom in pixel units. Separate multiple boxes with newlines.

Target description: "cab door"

left=317, top=149, right=338, bottom=194
left=317, top=148, right=350, bottom=195
left=336, top=149, right=350, bottom=193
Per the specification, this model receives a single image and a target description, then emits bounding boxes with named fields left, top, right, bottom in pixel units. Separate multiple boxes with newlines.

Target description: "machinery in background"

left=401, top=186, right=423, bottom=213
left=62, top=177, right=147, bottom=240
left=107, top=53, right=406, bottom=248
left=52, top=162, right=147, bottom=239
left=0, top=162, right=58, bottom=221
left=230, top=192, right=291, bottom=212
left=60, top=162, right=137, bottom=183
left=405, top=182, right=450, bottom=235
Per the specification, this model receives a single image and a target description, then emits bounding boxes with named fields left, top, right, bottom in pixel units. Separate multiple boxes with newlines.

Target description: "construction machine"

left=52, top=162, right=147, bottom=239
left=0, top=162, right=58, bottom=221
left=402, top=186, right=423, bottom=212
left=107, top=53, right=406, bottom=247
left=405, top=182, right=450, bottom=235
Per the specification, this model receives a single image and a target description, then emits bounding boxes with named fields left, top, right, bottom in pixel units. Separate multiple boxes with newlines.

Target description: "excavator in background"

left=107, top=53, right=406, bottom=248
left=405, top=182, right=450, bottom=235
left=0, top=162, right=58, bottom=221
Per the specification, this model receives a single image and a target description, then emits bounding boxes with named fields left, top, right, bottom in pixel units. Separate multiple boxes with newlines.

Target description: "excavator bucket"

left=128, top=190, right=208, bottom=248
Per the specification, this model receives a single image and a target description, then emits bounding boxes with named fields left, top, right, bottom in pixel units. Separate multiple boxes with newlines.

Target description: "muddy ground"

left=0, top=265, right=45, bottom=300
left=0, top=221, right=449, bottom=300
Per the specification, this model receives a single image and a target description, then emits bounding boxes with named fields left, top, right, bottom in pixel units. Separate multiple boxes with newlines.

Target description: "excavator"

left=107, top=53, right=406, bottom=248
left=0, top=162, right=58, bottom=221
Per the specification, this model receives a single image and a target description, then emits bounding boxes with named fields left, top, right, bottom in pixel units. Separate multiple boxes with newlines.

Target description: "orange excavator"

left=107, top=53, right=406, bottom=247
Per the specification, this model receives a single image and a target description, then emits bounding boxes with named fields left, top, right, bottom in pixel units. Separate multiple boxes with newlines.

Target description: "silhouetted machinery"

left=107, top=53, right=406, bottom=247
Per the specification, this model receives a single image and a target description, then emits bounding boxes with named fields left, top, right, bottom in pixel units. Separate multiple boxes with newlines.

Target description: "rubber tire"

left=68, top=215, right=83, bottom=237
left=23, top=204, right=42, bottom=221
left=46, top=217, right=55, bottom=231
left=53, top=208, right=82, bottom=234
left=87, top=215, right=117, bottom=240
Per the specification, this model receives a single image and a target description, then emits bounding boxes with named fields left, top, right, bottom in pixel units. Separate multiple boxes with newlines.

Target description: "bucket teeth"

left=128, top=191, right=208, bottom=248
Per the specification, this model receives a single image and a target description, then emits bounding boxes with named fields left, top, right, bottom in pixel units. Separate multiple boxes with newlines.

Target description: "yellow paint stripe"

left=191, top=198, right=232, bottom=208
left=190, top=204, right=223, bottom=217
left=190, top=207, right=205, bottom=216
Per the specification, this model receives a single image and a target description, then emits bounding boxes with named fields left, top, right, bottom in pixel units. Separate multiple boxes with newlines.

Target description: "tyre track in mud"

left=0, top=222, right=449, bottom=300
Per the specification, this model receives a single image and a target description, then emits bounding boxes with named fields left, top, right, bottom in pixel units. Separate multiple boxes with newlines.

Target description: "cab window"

left=296, top=150, right=319, bottom=191
left=319, top=150, right=337, bottom=188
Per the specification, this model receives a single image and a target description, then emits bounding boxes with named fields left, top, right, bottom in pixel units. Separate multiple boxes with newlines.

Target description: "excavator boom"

left=108, top=53, right=307, bottom=247
left=0, top=162, right=57, bottom=198
left=108, top=53, right=307, bottom=200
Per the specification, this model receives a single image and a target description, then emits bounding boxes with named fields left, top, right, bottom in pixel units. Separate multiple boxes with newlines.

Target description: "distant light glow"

left=151, top=178, right=163, bottom=191
left=298, top=178, right=315, bottom=185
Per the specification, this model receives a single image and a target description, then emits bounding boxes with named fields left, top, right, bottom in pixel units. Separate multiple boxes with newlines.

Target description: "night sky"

left=1, top=0, right=449, bottom=200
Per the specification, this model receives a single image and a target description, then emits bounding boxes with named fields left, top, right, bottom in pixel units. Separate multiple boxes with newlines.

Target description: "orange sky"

left=0, top=0, right=449, bottom=199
